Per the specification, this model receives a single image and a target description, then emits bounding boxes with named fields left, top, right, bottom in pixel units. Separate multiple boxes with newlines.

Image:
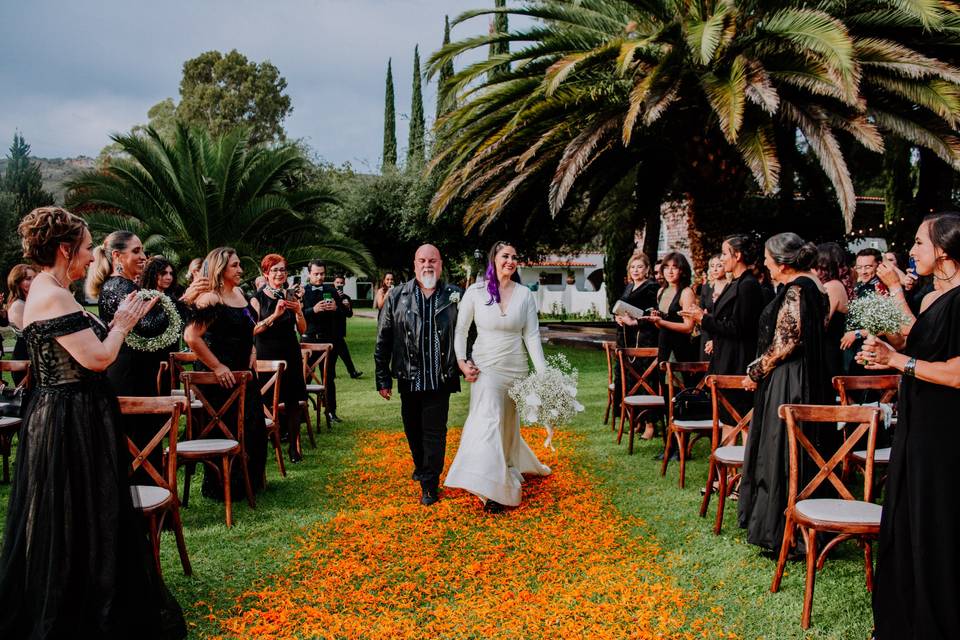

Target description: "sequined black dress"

left=0, top=311, right=185, bottom=638
left=188, top=303, right=267, bottom=498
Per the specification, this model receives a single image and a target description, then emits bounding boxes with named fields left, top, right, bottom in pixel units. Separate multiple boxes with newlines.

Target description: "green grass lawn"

left=0, top=317, right=872, bottom=639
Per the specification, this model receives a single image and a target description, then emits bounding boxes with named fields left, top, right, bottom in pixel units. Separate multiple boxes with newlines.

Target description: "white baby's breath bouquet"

left=509, top=353, right=585, bottom=451
left=846, top=292, right=908, bottom=337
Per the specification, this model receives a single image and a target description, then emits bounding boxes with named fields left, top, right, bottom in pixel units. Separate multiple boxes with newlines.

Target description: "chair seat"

left=712, top=445, right=745, bottom=465
left=608, top=382, right=615, bottom=391
left=178, top=438, right=240, bottom=456
left=623, top=394, right=664, bottom=407
left=851, top=447, right=891, bottom=464
left=0, top=416, right=21, bottom=431
left=131, top=485, right=172, bottom=510
left=306, top=384, right=326, bottom=395
left=795, top=499, right=882, bottom=526
left=672, top=419, right=716, bottom=430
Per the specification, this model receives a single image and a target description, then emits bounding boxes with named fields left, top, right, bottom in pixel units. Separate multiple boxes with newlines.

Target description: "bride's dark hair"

left=485, top=241, right=519, bottom=305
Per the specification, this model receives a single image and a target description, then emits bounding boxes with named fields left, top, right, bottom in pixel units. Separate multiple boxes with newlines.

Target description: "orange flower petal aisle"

left=212, top=429, right=731, bottom=639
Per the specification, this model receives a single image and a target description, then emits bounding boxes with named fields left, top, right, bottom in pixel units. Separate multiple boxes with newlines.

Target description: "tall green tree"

left=407, top=46, right=426, bottom=169
left=428, top=1, right=960, bottom=265
left=488, top=0, right=510, bottom=80
left=65, top=124, right=373, bottom=277
left=383, top=59, right=398, bottom=170
left=3, top=133, right=54, bottom=218
left=177, top=49, right=293, bottom=144
left=436, top=17, right=456, bottom=123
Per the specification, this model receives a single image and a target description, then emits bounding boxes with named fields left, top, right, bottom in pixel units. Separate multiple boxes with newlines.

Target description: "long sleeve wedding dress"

left=444, top=282, right=551, bottom=506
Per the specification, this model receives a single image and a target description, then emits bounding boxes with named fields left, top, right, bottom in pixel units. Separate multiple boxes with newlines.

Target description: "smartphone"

left=284, top=287, right=299, bottom=301
left=907, top=256, right=918, bottom=280
left=323, top=291, right=334, bottom=302
left=293, top=275, right=301, bottom=286
left=201, top=259, right=209, bottom=278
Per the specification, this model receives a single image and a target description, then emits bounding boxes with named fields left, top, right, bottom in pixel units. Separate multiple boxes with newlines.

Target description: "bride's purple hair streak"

left=485, top=241, right=515, bottom=305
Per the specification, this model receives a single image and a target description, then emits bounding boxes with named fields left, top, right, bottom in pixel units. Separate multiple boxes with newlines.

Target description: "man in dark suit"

left=374, top=244, right=462, bottom=506
left=302, top=259, right=349, bottom=423
left=332, top=274, right=361, bottom=379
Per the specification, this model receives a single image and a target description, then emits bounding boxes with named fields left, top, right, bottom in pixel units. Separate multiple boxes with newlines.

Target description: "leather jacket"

left=374, top=279, right=462, bottom=393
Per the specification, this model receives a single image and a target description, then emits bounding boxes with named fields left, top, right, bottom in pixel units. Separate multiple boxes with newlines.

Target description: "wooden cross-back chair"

left=178, top=370, right=255, bottom=528
left=616, top=347, right=662, bottom=455
left=660, top=360, right=711, bottom=487
left=119, top=395, right=192, bottom=577
left=301, top=342, right=334, bottom=436
left=168, top=351, right=199, bottom=392
left=0, top=360, right=30, bottom=484
left=698, top=375, right=754, bottom=534
left=255, top=359, right=287, bottom=479
left=602, top=341, right=616, bottom=427
left=771, top=404, right=882, bottom=630
left=833, top=375, right=900, bottom=483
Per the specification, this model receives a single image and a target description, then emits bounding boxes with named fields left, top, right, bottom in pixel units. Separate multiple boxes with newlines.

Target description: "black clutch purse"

left=0, top=383, right=26, bottom=418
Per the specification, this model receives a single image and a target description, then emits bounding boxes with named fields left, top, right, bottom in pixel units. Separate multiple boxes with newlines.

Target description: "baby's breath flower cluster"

left=508, top=353, right=584, bottom=450
left=846, top=292, right=907, bottom=337
left=126, top=290, right=183, bottom=352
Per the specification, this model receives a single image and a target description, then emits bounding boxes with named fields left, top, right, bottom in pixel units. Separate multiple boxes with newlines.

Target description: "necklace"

left=42, top=270, right=68, bottom=289
left=933, top=266, right=958, bottom=282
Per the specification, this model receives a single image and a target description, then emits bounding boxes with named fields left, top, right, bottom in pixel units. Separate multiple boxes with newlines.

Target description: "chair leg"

left=713, top=464, right=728, bottom=536
left=627, top=410, right=638, bottom=455
left=660, top=427, right=673, bottom=476
left=700, top=457, right=716, bottom=518
left=864, top=540, right=874, bottom=592
left=802, top=527, right=818, bottom=629
left=677, top=432, right=688, bottom=489
left=222, top=456, right=234, bottom=529
left=272, top=427, right=287, bottom=478
left=182, top=462, right=195, bottom=507
left=148, top=512, right=163, bottom=577
left=603, top=392, right=612, bottom=425
left=771, top=514, right=795, bottom=593
left=303, top=403, right=316, bottom=449
left=240, top=453, right=256, bottom=509
left=170, top=504, right=192, bottom=576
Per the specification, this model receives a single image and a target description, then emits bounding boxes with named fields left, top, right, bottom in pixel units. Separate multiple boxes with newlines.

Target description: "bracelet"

left=904, top=357, right=917, bottom=377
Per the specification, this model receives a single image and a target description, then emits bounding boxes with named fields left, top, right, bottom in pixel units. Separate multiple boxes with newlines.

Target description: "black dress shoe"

left=653, top=449, right=681, bottom=462
left=420, top=488, right=439, bottom=506
left=412, top=470, right=427, bottom=482
left=483, top=500, right=505, bottom=514
left=289, top=449, right=303, bottom=463
left=328, top=414, right=343, bottom=424
left=350, top=371, right=363, bottom=379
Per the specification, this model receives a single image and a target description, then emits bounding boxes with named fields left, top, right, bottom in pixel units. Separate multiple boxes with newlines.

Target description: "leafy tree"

left=3, top=133, right=55, bottom=218
left=99, top=98, right=179, bottom=165
left=383, top=59, right=398, bottom=170
left=407, top=46, right=426, bottom=169
left=436, top=17, right=457, bottom=123
left=428, top=1, right=960, bottom=266
left=177, top=50, right=292, bottom=144
left=65, top=124, right=372, bottom=277
left=489, top=0, right=510, bottom=80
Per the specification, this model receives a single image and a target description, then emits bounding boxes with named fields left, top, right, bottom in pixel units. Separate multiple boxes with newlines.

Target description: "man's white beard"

left=420, top=273, right=437, bottom=289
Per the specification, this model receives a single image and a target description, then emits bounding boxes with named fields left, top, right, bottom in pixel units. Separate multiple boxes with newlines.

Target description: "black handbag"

left=0, top=383, right=26, bottom=418
left=673, top=387, right=712, bottom=421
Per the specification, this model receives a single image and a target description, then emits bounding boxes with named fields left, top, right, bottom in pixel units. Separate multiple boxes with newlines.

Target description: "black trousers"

left=335, top=337, right=358, bottom=376
left=305, top=333, right=338, bottom=416
left=399, top=387, right=449, bottom=490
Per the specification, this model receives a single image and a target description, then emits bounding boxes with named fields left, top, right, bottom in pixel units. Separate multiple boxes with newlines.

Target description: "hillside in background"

left=0, top=156, right=96, bottom=203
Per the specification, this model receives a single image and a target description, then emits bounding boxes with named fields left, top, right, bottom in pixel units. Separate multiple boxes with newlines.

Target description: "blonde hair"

left=625, top=252, right=651, bottom=279
left=187, top=258, right=203, bottom=277
left=85, top=230, right=137, bottom=299
left=6, top=264, right=35, bottom=302
left=204, top=247, right=237, bottom=291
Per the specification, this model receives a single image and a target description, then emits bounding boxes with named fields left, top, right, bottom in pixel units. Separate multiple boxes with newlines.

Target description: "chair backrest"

left=169, top=352, right=199, bottom=391
left=779, top=404, right=881, bottom=507
left=602, top=341, right=616, bottom=385
left=705, top=374, right=755, bottom=448
left=617, top=347, right=659, bottom=398
left=832, top=375, right=900, bottom=406
left=181, top=371, right=251, bottom=443
left=118, top=395, right=186, bottom=494
left=661, top=361, right=710, bottom=423
left=301, top=342, right=333, bottom=388
left=255, top=359, right=285, bottom=424
left=0, top=360, right=31, bottom=390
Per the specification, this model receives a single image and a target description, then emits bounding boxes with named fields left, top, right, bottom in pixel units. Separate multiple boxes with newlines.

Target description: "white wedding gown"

left=444, top=282, right=551, bottom=506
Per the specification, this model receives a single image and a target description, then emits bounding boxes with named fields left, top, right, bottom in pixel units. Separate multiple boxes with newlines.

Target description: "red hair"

left=260, top=253, right=286, bottom=274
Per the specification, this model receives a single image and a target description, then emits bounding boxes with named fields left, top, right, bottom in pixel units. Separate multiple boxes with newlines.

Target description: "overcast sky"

left=0, top=0, right=498, bottom=171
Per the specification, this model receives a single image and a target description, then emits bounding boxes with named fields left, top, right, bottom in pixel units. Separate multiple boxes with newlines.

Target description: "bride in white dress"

left=444, top=242, right=551, bottom=512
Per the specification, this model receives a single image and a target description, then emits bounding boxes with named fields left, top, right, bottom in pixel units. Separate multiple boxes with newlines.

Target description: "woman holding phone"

left=249, top=253, right=308, bottom=462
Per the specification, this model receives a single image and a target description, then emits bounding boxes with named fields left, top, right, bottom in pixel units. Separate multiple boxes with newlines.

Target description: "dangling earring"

left=115, top=262, right=123, bottom=275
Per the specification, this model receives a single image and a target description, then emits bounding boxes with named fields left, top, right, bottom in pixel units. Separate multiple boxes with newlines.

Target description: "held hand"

left=858, top=335, right=896, bottom=369
left=458, top=359, right=480, bottom=383
left=284, top=299, right=302, bottom=315
left=741, top=376, right=757, bottom=391
left=876, top=262, right=903, bottom=289
left=322, top=299, right=337, bottom=312
left=273, top=299, right=288, bottom=318
left=213, top=364, right=236, bottom=388
left=378, top=388, right=392, bottom=400
left=181, top=276, right=211, bottom=304
left=839, top=330, right=859, bottom=351
left=704, top=340, right=713, bottom=355
left=679, top=305, right=704, bottom=324
left=113, top=292, right=160, bottom=333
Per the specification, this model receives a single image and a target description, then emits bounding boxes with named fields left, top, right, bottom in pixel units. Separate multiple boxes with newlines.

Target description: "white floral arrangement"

left=448, top=289, right=461, bottom=304
left=846, top=292, right=908, bottom=337
left=126, top=289, right=183, bottom=352
left=508, top=353, right=585, bottom=450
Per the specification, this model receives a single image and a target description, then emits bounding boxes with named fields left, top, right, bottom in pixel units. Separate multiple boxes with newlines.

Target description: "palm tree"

left=66, top=124, right=374, bottom=277
left=427, top=0, right=960, bottom=264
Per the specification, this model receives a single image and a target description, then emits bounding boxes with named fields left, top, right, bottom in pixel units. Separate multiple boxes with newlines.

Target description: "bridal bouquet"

left=846, top=292, right=908, bottom=337
left=508, top=353, right=585, bottom=451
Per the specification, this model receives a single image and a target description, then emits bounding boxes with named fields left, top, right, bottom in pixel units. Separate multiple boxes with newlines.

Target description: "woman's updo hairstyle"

left=18, top=206, right=87, bottom=268
left=765, top=232, right=818, bottom=271
left=724, top=233, right=760, bottom=267
left=85, top=230, right=137, bottom=299
left=924, top=212, right=960, bottom=265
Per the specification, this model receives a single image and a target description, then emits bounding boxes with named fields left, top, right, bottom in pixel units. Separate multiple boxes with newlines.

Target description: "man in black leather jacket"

left=375, top=244, right=462, bottom=506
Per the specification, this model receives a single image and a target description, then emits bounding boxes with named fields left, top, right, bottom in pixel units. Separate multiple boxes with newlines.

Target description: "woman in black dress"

left=696, top=254, right=727, bottom=359
left=6, top=263, right=36, bottom=384
left=649, top=252, right=697, bottom=364
left=737, top=233, right=832, bottom=552
left=612, top=252, right=660, bottom=439
left=250, top=254, right=308, bottom=462
left=815, top=242, right=850, bottom=380
left=0, top=207, right=184, bottom=638
left=861, top=213, right=960, bottom=639
left=184, top=247, right=268, bottom=497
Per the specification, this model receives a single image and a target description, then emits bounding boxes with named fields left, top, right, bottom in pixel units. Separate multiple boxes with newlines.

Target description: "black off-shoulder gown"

left=0, top=311, right=185, bottom=638
left=873, top=286, right=960, bottom=639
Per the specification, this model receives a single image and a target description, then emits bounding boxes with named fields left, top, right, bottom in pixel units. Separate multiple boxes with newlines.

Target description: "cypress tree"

left=2, top=133, right=54, bottom=218
left=489, top=0, right=510, bottom=80
left=407, top=45, right=426, bottom=169
left=436, top=16, right=456, bottom=123
left=382, top=59, right=397, bottom=170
